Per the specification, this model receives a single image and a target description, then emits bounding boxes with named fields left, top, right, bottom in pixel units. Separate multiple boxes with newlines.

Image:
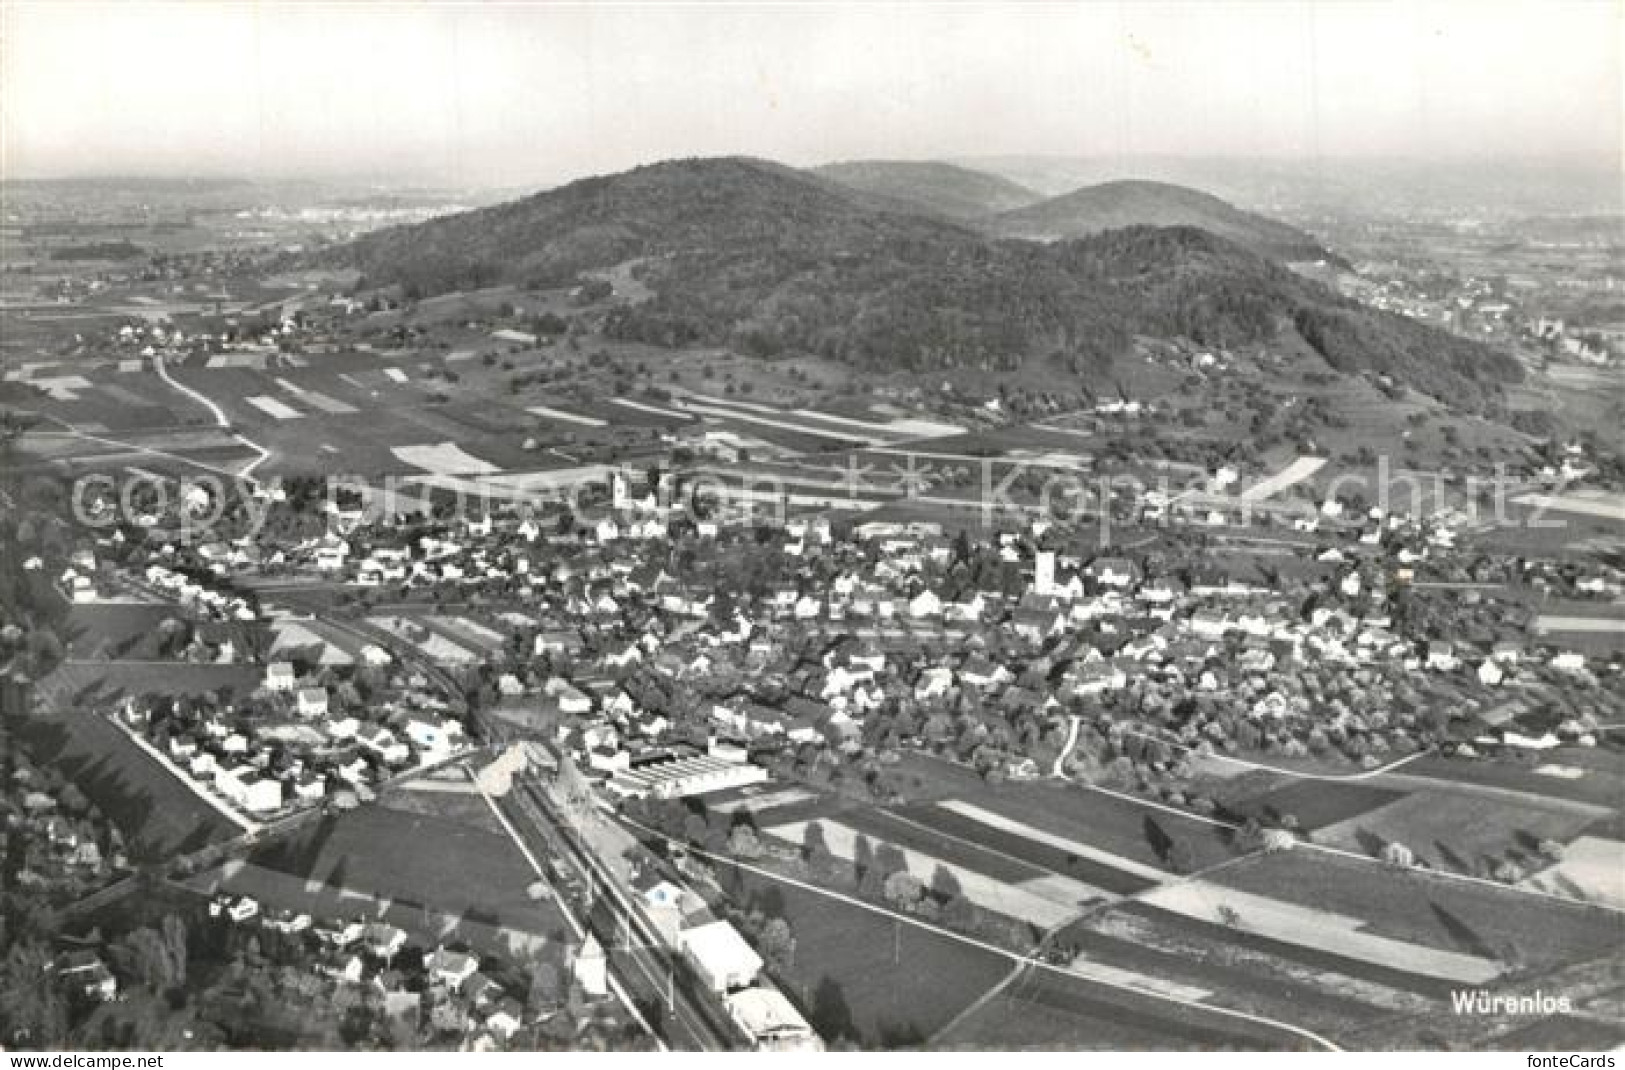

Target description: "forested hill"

left=990, top=179, right=1340, bottom=264
left=318, top=156, right=1520, bottom=405
left=810, top=160, right=1042, bottom=220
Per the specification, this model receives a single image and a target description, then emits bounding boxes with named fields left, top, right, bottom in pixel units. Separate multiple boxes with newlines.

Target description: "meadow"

left=13, top=705, right=240, bottom=860
left=712, top=859, right=1011, bottom=1048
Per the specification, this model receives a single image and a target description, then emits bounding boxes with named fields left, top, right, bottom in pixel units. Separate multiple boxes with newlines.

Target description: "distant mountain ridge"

left=317, top=156, right=1517, bottom=405
left=991, top=179, right=1339, bottom=264
left=811, top=160, right=1042, bottom=220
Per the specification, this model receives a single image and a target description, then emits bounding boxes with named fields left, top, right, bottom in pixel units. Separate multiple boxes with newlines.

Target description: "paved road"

left=152, top=355, right=271, bottom=482
left=1115, top=725, right=1428, bottom=783
left=1051, top=714, right=1082, bottom=778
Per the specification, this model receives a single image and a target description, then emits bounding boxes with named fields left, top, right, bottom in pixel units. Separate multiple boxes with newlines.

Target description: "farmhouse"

left=295, top=687, right=329, bottom=718
left=426, top=947, right=481, bottom=991
left=1087, top=557, right=1140, bottom=588
left=907, top=590, right=943, bottom=618
left=265, top=661, right=297, bottom=692
left=216, top=767, right=283, bottom=813
left=54, top=951, right=117, bottom=1002
left=365, top=923, right=409, bottom=959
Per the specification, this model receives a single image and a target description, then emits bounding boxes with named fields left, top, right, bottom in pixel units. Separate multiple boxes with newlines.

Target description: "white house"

left=1426, top=641, right=1460, bottom=672
left=426, top=948, right=480, bottom=991
left=907, top=590, right=943, bottom=619
left=361, top=728, right=410, bottom=766
left=1551, top=651, right=1587, bottom=673
left=916, top=665, right=954, bottom=699
left=217, top=768, right=282, bottom=813
left=573, top=933, right=608, bottom=998
left=265, top=662, right=297, bottom=692
left=545, top=678, right=593, bottom=714
left=295, top=687, right=329, bottom=718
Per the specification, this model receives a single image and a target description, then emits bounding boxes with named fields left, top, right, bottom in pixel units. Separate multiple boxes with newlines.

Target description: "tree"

left=882, top=871, right=925, bottom=910
left=527, top=961, right=563, bottom=1012
left=941, top=894, right=978, bottom=931
left=1261, top=829, right=1296, bottom=853
left=110, top=919, right=187, bottom=991
left=0, top=942, right=68, bottom=1048
left=1165, top=841, right=1196, bottom=875
left=802, top=822, right=832, bottom=869
left=759, top=918, right=795, bottom=972
left=726, top=824, right=761, bottom=859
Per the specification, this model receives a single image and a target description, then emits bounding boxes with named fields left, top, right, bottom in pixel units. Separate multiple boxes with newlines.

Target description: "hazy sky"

left=3, top=1, right=1619, bottom=186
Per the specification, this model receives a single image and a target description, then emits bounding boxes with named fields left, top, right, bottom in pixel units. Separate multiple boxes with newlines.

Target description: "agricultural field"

left=1209, top=773, right=1404, bottom=832
left=8, top=421, right=262, bottom=484
left=879, top=754, right=1244, bottom=874
left=365, top=614, right=479, bottom=664
left=711, top=859, right=1011, bottom=1048
left=1519, top=836, right=1625, bottom=909
left=1051, top=918, right=1429, bottom=1040
left=12, top=705, right=240, bottom=860
left=1491, top=1014, right=1625, bottom=1052
left=833, top=805, right=1067, bottom=884
left=934, top=964, right=1314, bottom=1051
left=5, top=363, right=193, bottom=432
left=226, top=802, right=570, bottom=953
left=765, top=817, right=1094, bottom=928
left=668, top=390, right=960, bottom=449
left=1133, top=879, right=1502, bottom=984
left=1395, top=753, right=1623, bottom=810
left=36, top=660, right=261, bottom=709
left=419, top=614, right=508, bottom=654
left=268, top=617, right=362, bottom=666
left=63, top=601, right=179, bottom=659
left=1312, top=789, right=1600, bottom=875
left=1088, top=901, right=1461, bottom=1000
left=159, top=358, right=569, bottom=477
left=376, top=772, right=504, bottom=834
left=896, top=802, right=1160, bottom=895
left=1206, top=848, right=1625, bottom=975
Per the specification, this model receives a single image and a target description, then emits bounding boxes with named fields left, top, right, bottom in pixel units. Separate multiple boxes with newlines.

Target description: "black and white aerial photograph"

left=0, top=0, right=1621, bottom=1057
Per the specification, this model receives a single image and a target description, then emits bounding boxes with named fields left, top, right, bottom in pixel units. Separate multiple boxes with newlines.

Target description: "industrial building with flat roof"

left=607, top=754, right=768, bottom=799
left=678, top=919, right=763, bottom=994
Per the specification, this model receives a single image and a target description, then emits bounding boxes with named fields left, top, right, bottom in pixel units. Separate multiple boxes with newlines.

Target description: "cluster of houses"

left=206, top=894, right=540, bottom=1048
left=116, top=660, right=467, bottom=819
left=142, top=563, right=258, bottom=621
left=188, top=468, right=1615, bottom=788
left=4, top=758, right=122, bottom=905
left=62, top=441, right=1618, bottom=822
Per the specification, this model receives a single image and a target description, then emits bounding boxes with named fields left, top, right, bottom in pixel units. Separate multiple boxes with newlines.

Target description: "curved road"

left=1114, top=725, right=1428, bottom=782
left=1051, top=714, right=1082, bottom=778
left=153, top=355, right=272, bottom=483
